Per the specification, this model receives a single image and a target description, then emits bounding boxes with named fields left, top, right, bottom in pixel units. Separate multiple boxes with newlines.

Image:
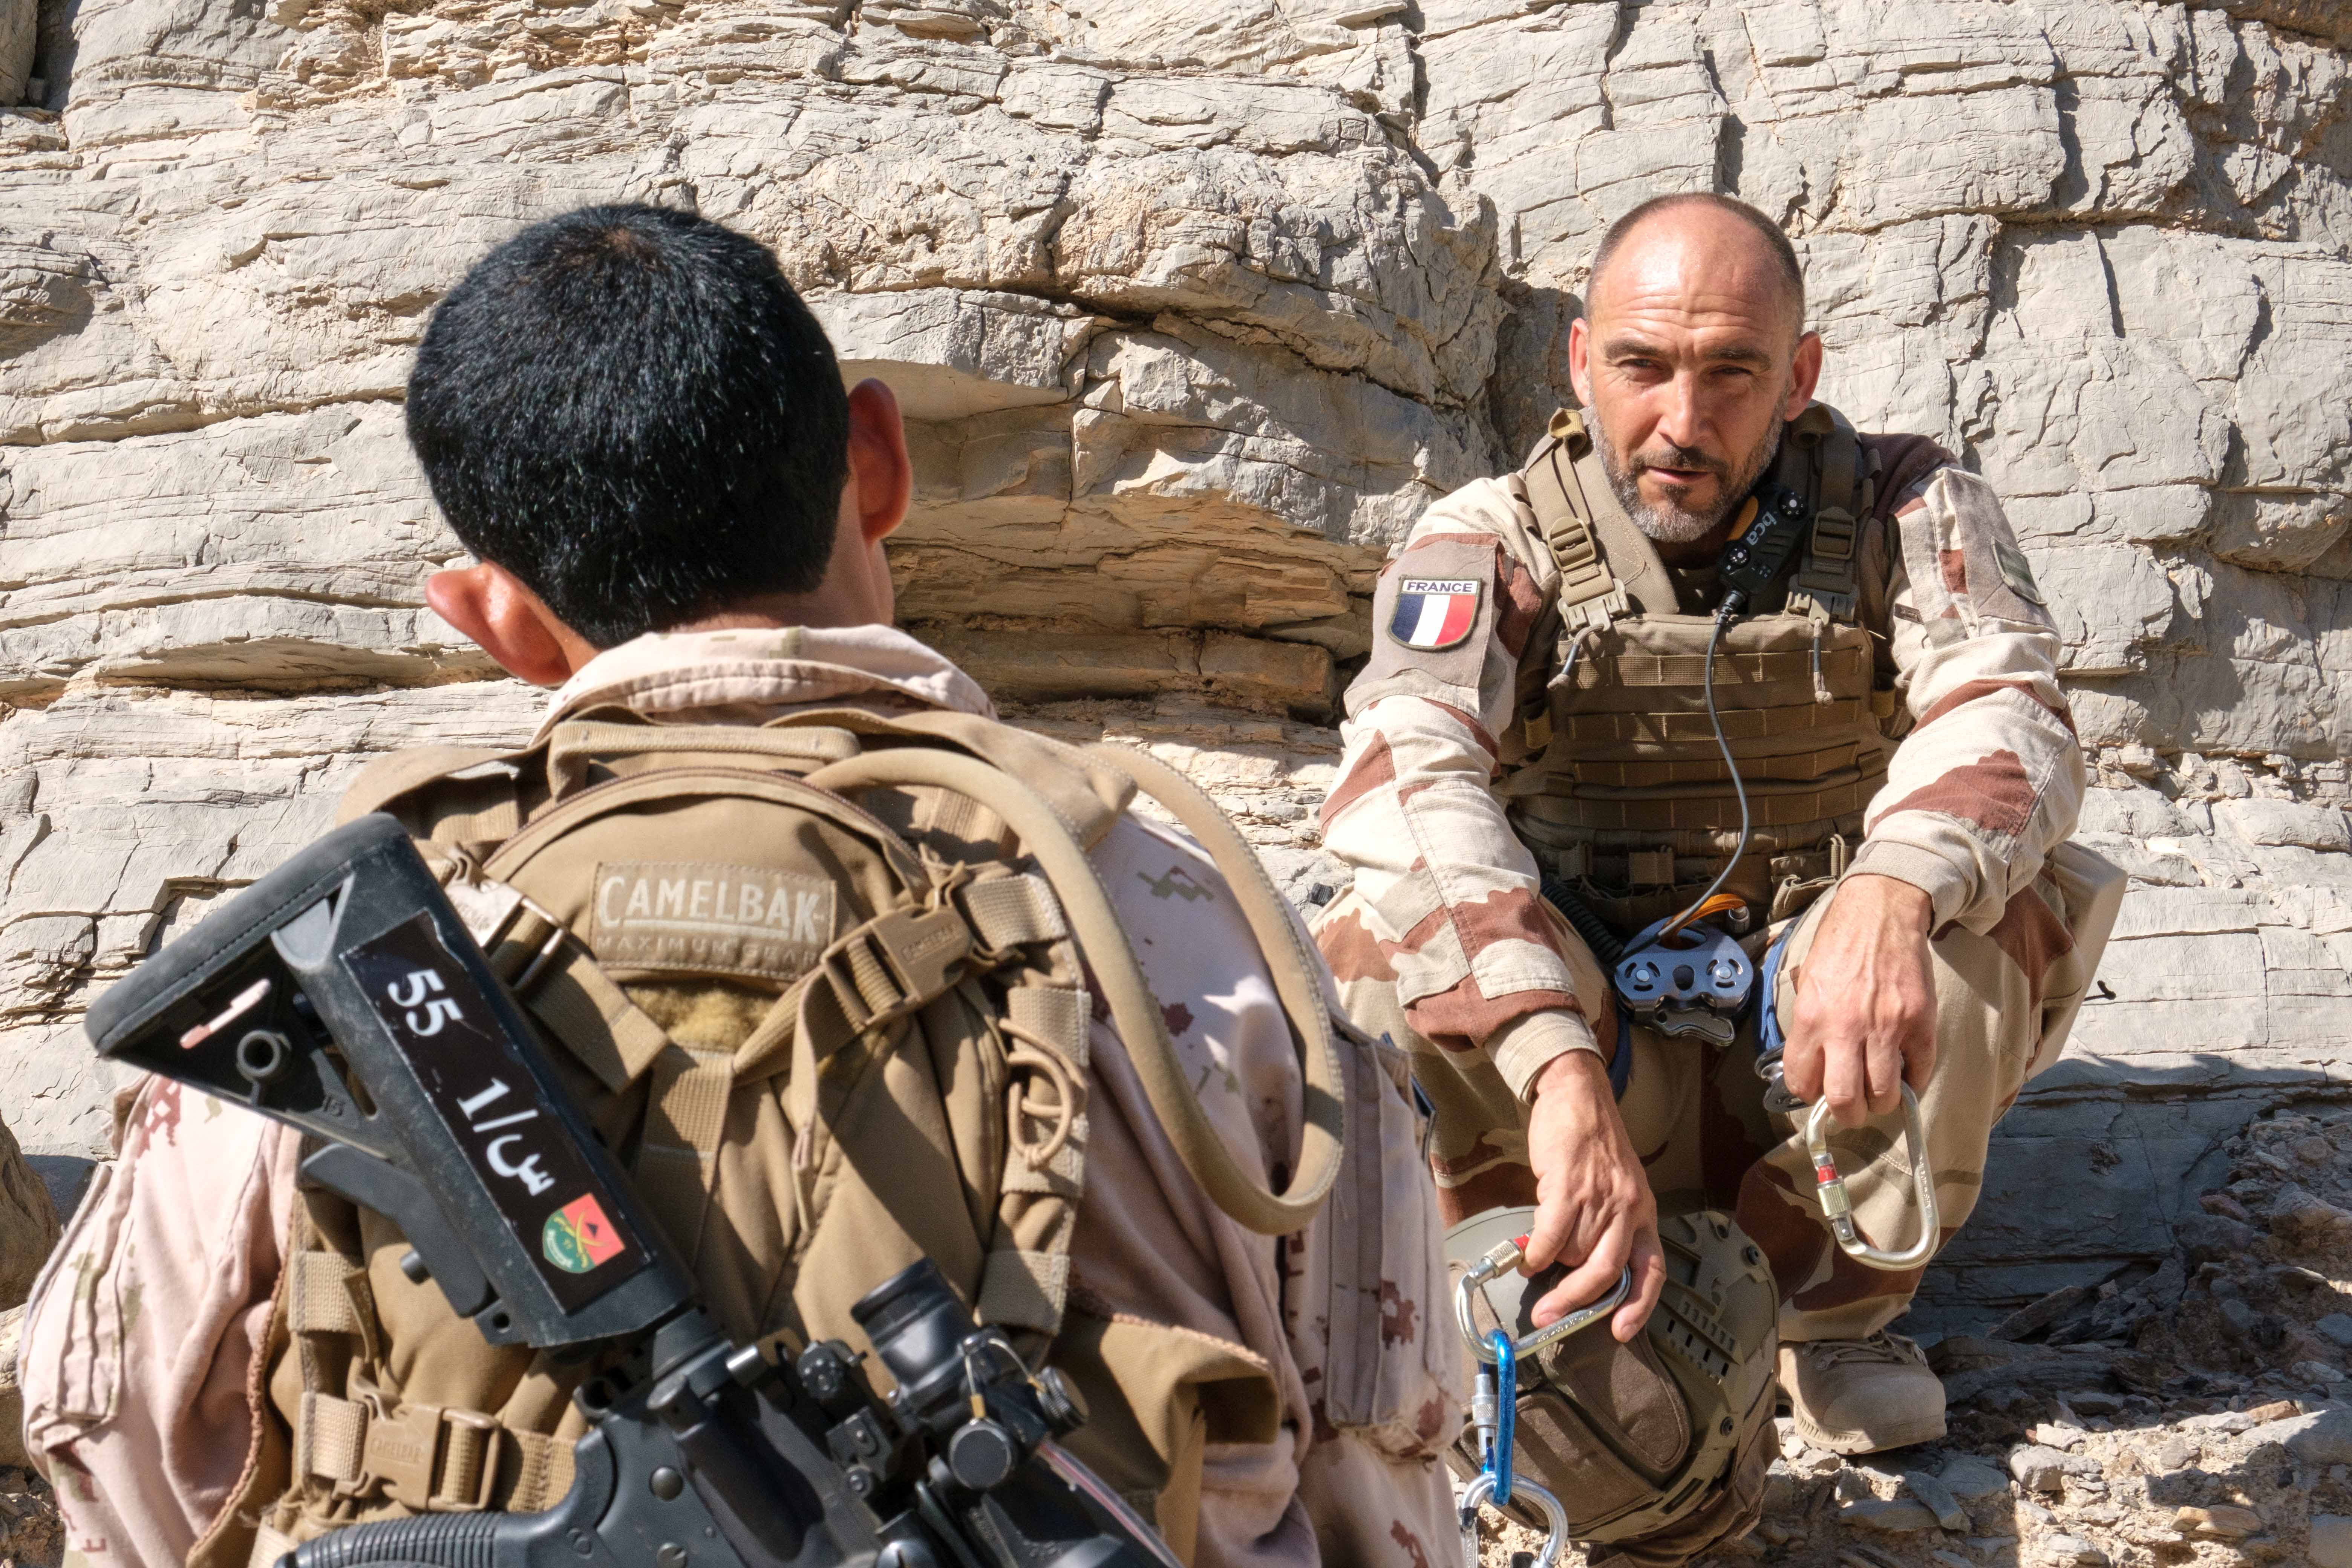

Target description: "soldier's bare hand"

left=1782, top=875, right=1936, bottom=1127
left=1522, top=1047, right=1668, bottom=1342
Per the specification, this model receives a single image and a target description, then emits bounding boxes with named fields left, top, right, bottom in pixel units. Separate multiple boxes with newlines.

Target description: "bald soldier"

left=1315, top=194, right=2122, bottom=1561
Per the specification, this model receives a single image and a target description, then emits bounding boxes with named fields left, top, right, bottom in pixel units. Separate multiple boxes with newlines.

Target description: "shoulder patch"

left=1388, top=578, right=1483, bottom=650
left=1991, top=537, right=2045, bottom=606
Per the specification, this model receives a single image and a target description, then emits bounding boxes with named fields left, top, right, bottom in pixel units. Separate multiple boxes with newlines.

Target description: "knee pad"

left=1446, top=1208, right=1780, bottom=1554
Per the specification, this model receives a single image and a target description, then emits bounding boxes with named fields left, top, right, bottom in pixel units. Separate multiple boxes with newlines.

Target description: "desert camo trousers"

left=1320, top=862, right=2109, bottom=1343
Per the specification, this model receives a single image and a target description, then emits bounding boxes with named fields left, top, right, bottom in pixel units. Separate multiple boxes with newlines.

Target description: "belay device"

left=84, top=812, right=1180, bottom=1568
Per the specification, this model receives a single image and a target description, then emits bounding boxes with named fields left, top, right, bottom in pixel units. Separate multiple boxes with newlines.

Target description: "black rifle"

left=86, top=813, right=1178, bottom=1568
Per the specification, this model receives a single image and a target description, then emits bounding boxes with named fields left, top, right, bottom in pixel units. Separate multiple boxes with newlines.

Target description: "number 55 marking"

left=387, top=968, right=464, bottom=1036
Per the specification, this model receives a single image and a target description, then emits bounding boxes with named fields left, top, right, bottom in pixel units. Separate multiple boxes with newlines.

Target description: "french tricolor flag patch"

left=1388, top=578, right=1482, bottom=651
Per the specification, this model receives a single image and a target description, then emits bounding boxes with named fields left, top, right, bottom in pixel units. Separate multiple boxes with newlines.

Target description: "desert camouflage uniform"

left=24, top=627, right=1459, bottom=1568
left=1315, top=410, right=2115, bottom=1341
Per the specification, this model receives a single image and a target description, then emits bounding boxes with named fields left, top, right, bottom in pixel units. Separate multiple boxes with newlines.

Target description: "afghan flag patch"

left=1389, top=578, right=1482, bottom=650
left=543, top=1192, right=626, bottom=1274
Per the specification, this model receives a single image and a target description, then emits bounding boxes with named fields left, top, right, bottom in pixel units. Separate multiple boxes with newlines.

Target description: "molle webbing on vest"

left=1509, top=403, right=1890, bottom=923
left=270, top=1227, right=580, bottom=1555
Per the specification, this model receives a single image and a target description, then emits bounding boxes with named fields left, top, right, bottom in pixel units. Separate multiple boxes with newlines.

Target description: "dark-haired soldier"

left=1314, top=195, right=2122, bottom=1563
left=21, top=207, right=1458, bottom=1568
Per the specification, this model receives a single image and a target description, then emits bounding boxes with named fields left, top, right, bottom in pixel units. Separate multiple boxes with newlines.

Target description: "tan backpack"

left=201, top=706, right=1450, bottom=1568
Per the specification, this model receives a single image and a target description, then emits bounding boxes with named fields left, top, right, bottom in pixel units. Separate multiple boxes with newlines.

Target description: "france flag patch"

left=1389, top=578, right=1481, bottom=651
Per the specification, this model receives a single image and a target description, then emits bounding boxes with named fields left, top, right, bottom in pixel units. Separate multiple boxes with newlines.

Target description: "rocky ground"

left=0, top=1470, right=60, bottom=1568
left=0, top=1009, right=2344, bottom=1568
left=1476, top=1102, right=2352, bottom=1568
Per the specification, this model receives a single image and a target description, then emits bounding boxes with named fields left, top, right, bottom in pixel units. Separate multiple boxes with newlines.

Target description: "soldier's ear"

left=1785, top=330, right=1824, bottom=418
left=425, top=562, right=598, bottom=687
left=843, top=378, right=911, bottom=548
left=1566, top=315, right=1594, bottom=408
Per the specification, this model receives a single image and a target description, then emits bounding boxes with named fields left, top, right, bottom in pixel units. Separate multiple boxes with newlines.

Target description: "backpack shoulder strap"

left=337, top=745, right=530, bottom=846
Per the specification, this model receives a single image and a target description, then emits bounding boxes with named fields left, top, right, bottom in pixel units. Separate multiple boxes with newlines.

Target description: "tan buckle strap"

left=819, top=904, right=974, bottom=1032
left=1522, top=411, right=1632, bottom=634
left=1786, top=404, right=1864, bottom=624
left=956, top=872, right=1069, bottom=955
left=360, top=1396, right=502, bottom=1513
left=1539, top=488, right=1633, bottom=634
left=303, top=1391, right=521, bottom=1512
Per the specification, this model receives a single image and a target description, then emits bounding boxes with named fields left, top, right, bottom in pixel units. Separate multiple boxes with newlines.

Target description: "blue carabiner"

left=1487, top=1329, right=1516, bottom=1505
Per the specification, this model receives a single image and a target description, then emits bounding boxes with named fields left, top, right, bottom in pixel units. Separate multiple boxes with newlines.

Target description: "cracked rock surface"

left=0, top=0, right=2347, bottom=1332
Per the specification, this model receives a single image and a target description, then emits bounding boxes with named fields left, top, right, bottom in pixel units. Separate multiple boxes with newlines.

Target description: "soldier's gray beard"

left=1591, top=410, right=1784, bottom=545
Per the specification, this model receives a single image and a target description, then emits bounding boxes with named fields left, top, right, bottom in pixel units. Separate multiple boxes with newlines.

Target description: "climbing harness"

left=1451, top=1235, right=1628, bottom=1566
left=1750, top=929, right=1806, bottom=1115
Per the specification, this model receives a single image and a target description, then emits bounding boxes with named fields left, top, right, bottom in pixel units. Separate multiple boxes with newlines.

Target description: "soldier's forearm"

left=1857, top=649, right=2085, bottom=929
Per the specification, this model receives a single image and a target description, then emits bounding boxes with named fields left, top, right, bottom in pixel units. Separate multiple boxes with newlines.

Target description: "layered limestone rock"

left=1, top=0, right=2347, bottom=1320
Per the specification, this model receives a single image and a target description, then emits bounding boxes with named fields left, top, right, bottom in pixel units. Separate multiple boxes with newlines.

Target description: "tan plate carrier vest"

left=209, top=709, right=1444, bottom=1568
left=1501, top=403, right=1900, bottom=936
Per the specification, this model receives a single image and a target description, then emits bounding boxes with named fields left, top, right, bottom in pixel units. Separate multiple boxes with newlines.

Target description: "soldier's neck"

left=1650, top=522, right=1735, bottom=570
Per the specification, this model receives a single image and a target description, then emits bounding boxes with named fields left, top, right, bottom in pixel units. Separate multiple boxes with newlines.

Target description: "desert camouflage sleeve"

left=1847, top=465, right=2086, bottom=930
left=1315, top=478, right=1604, bottom=1100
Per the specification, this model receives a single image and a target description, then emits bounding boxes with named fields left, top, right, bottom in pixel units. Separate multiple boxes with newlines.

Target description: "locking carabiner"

left=1453, top=1233, right=1633, bottom=1365
left=1474, top=1330, right=1516, bottom=1504
left=1805, top=1083, right=1939, bottom=1270
left=1458, top=1469, right=1571, bottom=1568
left=1452, top=1230, right=1622, bottom=1567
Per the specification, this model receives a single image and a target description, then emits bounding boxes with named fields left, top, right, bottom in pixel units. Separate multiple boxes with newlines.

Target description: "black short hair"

left=1586, top=193, right=1806, bottom=332
left=406, top=204, right=850, bottom=649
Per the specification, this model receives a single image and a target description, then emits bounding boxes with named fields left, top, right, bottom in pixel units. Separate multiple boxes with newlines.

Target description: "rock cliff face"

left=1, top=0, right=2347, bottom=1321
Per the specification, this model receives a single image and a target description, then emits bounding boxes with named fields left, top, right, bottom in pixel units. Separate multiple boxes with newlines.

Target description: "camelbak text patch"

left=1389, top=578, right=1482, bottom=651
left=591, top=861, right=836, bottom=983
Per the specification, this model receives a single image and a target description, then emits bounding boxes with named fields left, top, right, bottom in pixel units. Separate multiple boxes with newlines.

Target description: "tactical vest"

left=1499, top=403, right=1905, bottom=936
left=205, top=707, right=1448, bottom=1568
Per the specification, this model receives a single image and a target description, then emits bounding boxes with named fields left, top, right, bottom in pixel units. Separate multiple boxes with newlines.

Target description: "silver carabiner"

left=1458, top=1470, right=1571, bottom=1568
left=1453, top=1234, right=1633, bottom=1366
left=1804, top=1082, right=1939, bottom=1270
